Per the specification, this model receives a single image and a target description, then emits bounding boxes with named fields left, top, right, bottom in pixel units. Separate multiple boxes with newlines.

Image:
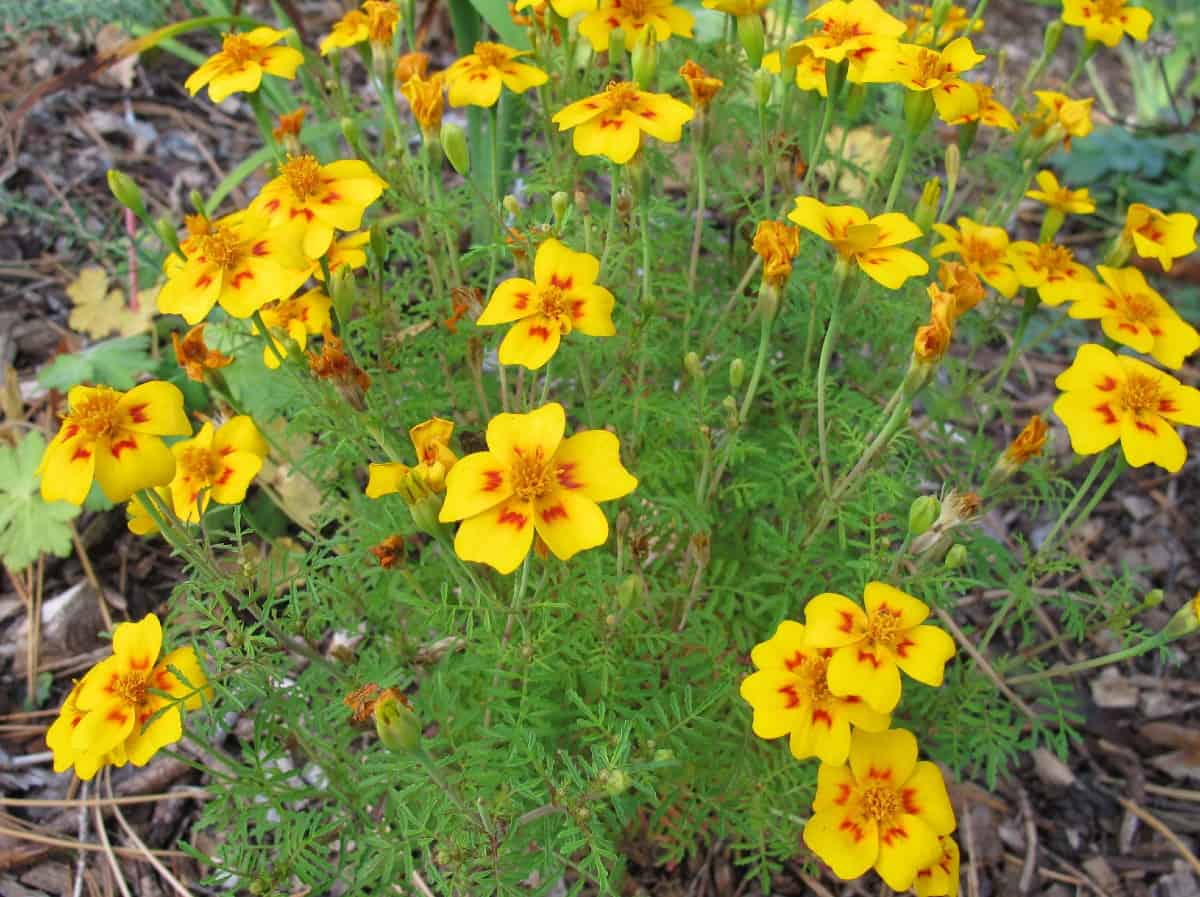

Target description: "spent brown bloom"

left=172, top=324, right=233, bottom=382
left=679, top=60, right=724, bottom=110
left=752, top=221, right=801, bottom=287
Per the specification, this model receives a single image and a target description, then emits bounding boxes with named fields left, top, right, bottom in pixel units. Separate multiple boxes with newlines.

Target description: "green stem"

left=687, top=124, right=707, bottom=299
left=815, top=269, right=854, bottom=497
left=247, top=92, right=282, bottom=160
left=252, top=310, right=288, bottom=367
left=884, top=133, right=916, bottom=213
left=987, top=289, right=1039, bottom=401
left=1008, top=631, right=1171, bottom=686
left=599, top=164, right=623, bottom=275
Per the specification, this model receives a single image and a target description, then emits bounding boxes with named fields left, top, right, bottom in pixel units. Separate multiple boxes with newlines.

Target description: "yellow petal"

left=70, top=700, right=134, bottom=757
left=478, top=278, right=539, bottom=325
left=534, top=238, right=600, bottom=289
left=788, top=196, right=868, bottom=241
left=901, top=761, right=957, bottom=836
left=213, top=415, right=269, bottom=459
left=208, top=64, right=264, bottom=103
left=552, top=430, right=638, bottom=503
left=875, top=813, right=942, bottom=891
left=868, top=212, right=923, bottom=248
left=1119, top=413, right=1185, bottom=472
left=208, top=450, right=264, bottom=505
left=828, top=642, right=901, bottom=712
left=153, top=646, right=211, bottom=709
left=94, top=431, right=177, bottom=502
left=856, top=247, right=930, bottom=289
left=565, top=284, right=617, bottom=336
left=849, top=727, right=919, bottom=787
left=40, top=432, right=97, bottom=505
left=802, top=593, right=868, bottom=647
left=739, top=668, right=807, bottom=739
left=532, top=489, right=609, bottom=561
left=894, top=624, right=956, bottom=686
left=572, top=115, right=642, bottom=164
left=803, top=807, right=879, bottom=882
left=439, top=452, right=512, bottom=521
left=366, top=461, right=412, bottom=498
left=485, top=402, right=565, bottom=464
left=453, top=497, right=536, bottom=573
left=118, top=381, right=191, bottom=436
left=497, top=315, right=563, bottom=369
left=749, top=619, right=808, bottom=670
left=864, top=582, right=929, bottom=629
left=124, top=697, right=183, bottom=766
left=115, top=613, right=163, bottom=670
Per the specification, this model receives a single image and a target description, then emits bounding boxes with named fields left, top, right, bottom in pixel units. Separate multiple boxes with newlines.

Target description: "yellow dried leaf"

left=818, top=126, right=893, bottom=199
left=66, top=266, right=156, bottom=338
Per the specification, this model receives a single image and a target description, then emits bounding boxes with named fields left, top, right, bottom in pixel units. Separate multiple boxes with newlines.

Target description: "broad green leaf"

left=0, top=431, right=80, bottom=570
left=468, top=0, right=527, bottom=47
left=38, top=335, right=155, bottom=391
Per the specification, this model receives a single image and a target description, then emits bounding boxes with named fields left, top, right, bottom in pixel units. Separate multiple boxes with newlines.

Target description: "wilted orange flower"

left=370, top=535, right=406, bottom=568
left=937, top=261, right=984, bottom=318
left=344, top=683, right=381, bottom=723
left=1004, top=415, right=1048, bottom=466
left=364, top=0, right=400, bottom=45
left=679, top=60, right=723, bottom=110
left=172, top=324, right=233, bottom=382
left=752, top=221, right=801, bottom=286
left=947, top=83, right=1018, bottom=131
left=1029, top=90, right=1094, bottom=149
left=400, top=72, right=445, bottom=136
left=273, top=108, right=306, bottom=153
left=913, top=287, right=955, bottom=364
left=309, top=329, right=371, bottom=408
left=395, top=51, right=430, bottom=84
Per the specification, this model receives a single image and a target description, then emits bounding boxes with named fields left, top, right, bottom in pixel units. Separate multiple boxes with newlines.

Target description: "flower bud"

left=904, top=89, right=936, bottom=136
left=440, top=122, right=470, bottom=176
left=755, top=282, right=780, bottom=323
left=617, top=574, right=645, bottom=608
left=844, top=83, right=867, bottom=119
left=632, top=29, right=658, bottom=89
left=341, top=116, right=366, bottom=158
left=908, top=495, right=940, bottom=537
left=330, top=266, right=358, bottom=324
left=944, top=543, right=967, bottom=569
left=598, top=768, right=632, bottom=797
left=944, top=144, right=961, bottom=198
left=502, top=194, right=522, bottom=219
left=1160, top=593, right=1199, bottom=640
left=914, top=178, right=941, bottom=232
left=373, top=689, right=420, bottom=753
left=729, top=357, right=746, bottom=390
left=369, top=221, right=388, bottom=268
left=722, top=394, right=739, bottom=428
left=551, top=191, right=570, bottom=230
left=107, top=169, right=147, bottom=221
left=640, top=289, right=656, bottom=314
left=189, top=190, right=207, bottom=216
left=154, top=216, right=182, bottom=255
left=736, top=13, right=765, bottom=69
left=752, top=67, right=774, bottom=109
left=1042, top=19, right=1064, bottom=58
left=684, top=351, right=703, bottom=381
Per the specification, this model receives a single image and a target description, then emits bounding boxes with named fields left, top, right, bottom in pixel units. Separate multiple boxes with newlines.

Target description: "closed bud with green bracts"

left=551, top=191, right=569, bottom=229
left=107, top=170, right=147, bottom=220
left=632, top=29, right=658, bottom=89
left=755, top=282, right=780, bottom=323
left=1042, top=19, right=1064, bottom=58
left=908, top=495, right=940, bottom=537
left=330, top=267, right=358, bottom=326
left=729, top=357, right=746, bottom=390
left=189, top=190, right=207, bottom=216
left=373, top=689, right=420, bottom=753
left=684, top=351, right=703, bottom=380
left=914, top=178, right=942, bottom=231
left=502, top=195, right=522, bottom=218
left=617, top=574, right=644, bottom=608
left=722, top=394, right=739, bottom=428
left=440, top=122, right=470, bottom=175
left=945, top=145, right=961, bottom=197
left=154, top=217, right=182, bottom=255
left=1160, top=592, right=1198, bottom=640
left=904, top=90, right=936, bottom=136
left=944, top=543, right=967, bottom=569
left=597, top=768, right=632, bottom=796
left=369, top=222, right=387, bottom=267
left=737, top=13, right=765, bottom=69
left=752, top=67, right=773, bottom=109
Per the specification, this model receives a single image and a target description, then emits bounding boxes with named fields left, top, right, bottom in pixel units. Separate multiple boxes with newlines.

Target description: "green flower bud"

left=374, top=690, right=421, bottom=753
left=1161, top=593, right=1199, bottom=640
left=729, top=357, right=746, bottom=390
left=617, top=574, right=644, bottom=608
left=844, top=83, right=867, bottom=119
left=188, top=190, right=207, bottom=216
left=903, top=90, right=936, bottom=136
left=440, top=122, right=470, bottom=176
left=914, top=178, right=941, bottom=232
left=908, top=495, right=940, bottom=537
left=1042, top=19, right=1064, bottom=58
left=502, top=194, right=522, bottom=218
left=722, top=394, right=739, bottom=428
left=153, top=216, right=182, bottom=255
left=598, top=769, right=632, bottom=796
left=684, top=351, right=703, bottom=380
left=330, top=267, right=358, bottom=325
left=369, top=222, right=388, bottom=267
left=631, top=30, right=658, bottom=89
left=653, top=748, right=675, bottom=763
left=107, top=169, right=147, bottom=220
left=945, top=144, right=961, bottom=197
left=755, top=282, right=780, bottom=322
left=736, top=13, right=765, bottom=69
left=944, top=543, right=967, bottom=569
left=752, top=67, right=774, bottom=109
left=551, top=191, right=570, bottom=230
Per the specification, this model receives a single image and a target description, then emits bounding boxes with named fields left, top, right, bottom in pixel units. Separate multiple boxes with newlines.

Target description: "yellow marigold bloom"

left=1026, top=170, right=1095, bottom=216
left=931, top=217, right=1018, bottom=297
left=946, top=83, right=1017, bottom=131
left=803, top=728, right=956, bottom=889
left=788, top=197, right=929, bottom=290
left=800, top=0, right=906, bottom=79
left=752, top=221, right=801, bottom=287
left=125, top=487, right=170, bottom=536
left=679, top=60, right=723, bottom=109
left=1123, top=203, right=1198, bottom=273
left=367, top=418, right=458, bottom=497
left=439, top=403, right=637, bottom=574
left=553, top=81, right=694, bottom=165
left=914, top=836, right=961, bottom=897
left=1008, top=240, right=1096, bottom=305
left=478, top=239, right=616, bottom=369
left=1029, top=90, right=1094, bottom=148
left=255, top=288, right=334, bottom=369
left=703, top=0, right=769, bottom=14
left=250, top=155, right=387, bottom=260
left=739, top=620, right=891, bottom=764
left=311, top=231, right=371, bottom=281
left=170, top=416, right=269, bottom=522
left=1062, top=0, right=1152, bottom=46
left=37, top=382, right=190, bottom=505
left=400, top=72, right=445, bottom=136
left=172, top=324, right=233, bottom=383
left=936, top=261, right=984, bottom=317
left=913, top=286, right=956, bottom=363
left=185, top=28, right=304, bottom=103
left=762, top=43, right=829, bottom=95
left=802, top=582, right=955, bottom=713
left=49, top=614, right=210, bottom=780
left=158, top=211, right=309, bottom=324
left=905, top=4, right=981, bottom=46
left=1054, top=343, right=1200, bottom=472
left=868, top=38, right=985, bottom=122
left=444, top=42, right=548, bottom=108
left=1069, top=267, right=1200, bottom=369
left=579, top=0, right=694, bottom=53
left=320, top=9, right=369, bottom=54
left=364, top=0, right=400, bottom=45
left=395, top=51, right=430, bottom=84
left=1004, top=415, right=1049, bottom=466
left=515, top=0, right=598, bottom=14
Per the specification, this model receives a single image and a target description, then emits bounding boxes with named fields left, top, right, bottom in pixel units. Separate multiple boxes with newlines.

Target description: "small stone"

left=1033, top=748, right=1076, bottom=787
left=1091, top=668, right=1139, bottom=709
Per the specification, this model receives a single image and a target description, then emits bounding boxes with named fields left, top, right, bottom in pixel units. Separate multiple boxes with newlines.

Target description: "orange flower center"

left=1119, top=291, right=1157, bottom=323
left=1034, top=242, right=1073, bottom=273
left=622, top=0, right=654, bottom=19
left=281, top=154, right=323, bottom=202
left=220, top=33, right=258, bottom=66
left=822, top=16, right=864, bottom=45
left=861, top=785, right=901, bottom=822
left=803, top=655, right=832, bottom=703
left=911, top=48, right=946, bottom=84
left=537, top=285, right=568, bottom=320
left=1119, top=373, right=1163, bottom=416
left=179, top=445, right=223, bottom=484
left=474, top=42, right=510, bottom=68
left=114, top=672, right=149, bottom=707
left=1134, top=218, right=1166, bottom=245
left=510, top=448, right=555, bottom=502
left=866, top=608, right=902, bottom=647
left=184, top=214, right=211, bottom=239
left=198, top=228, right=247, bottom=271
left=68, top=389, right=122, bottom=440
left=1095, top=0, right=1124, bottom=21
left=603, top=81, right=643, bottom=114
left=961, top=235, right=1002, bottom=267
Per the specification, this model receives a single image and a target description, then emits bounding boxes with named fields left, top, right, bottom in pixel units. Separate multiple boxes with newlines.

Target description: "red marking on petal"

left=219, top=445, right=235, bottom=456
left=838, top=610, right=856, bottom=633
left=496, top=508, right=528, bottom=529
left=570, top=299, right=585, bottom=319
left=71, top=446, right=93, bottom=462
left=556, top=462, right=583, bottom=490
left=107, top=709, right=129, bottom=724
left=1094, top=402, right=1117, bottom=425
left=514, top=292, right=530, bottom=310
left=154, top=669, right=173, bottom=690
left=110, top=437, right=138, bottom=459
left=894, top=638, right=915, bottom=658
left=902, top=787, right=921, bottom=814
left=320, top=191, right=342, bottom=205
left=289, top=207, right=315, bottom=221
left=127, top=403, right=149, bottom=424
left=550, top=274, right=574, bottom=290
left=265, top=198, right=281, bottom=213
left=528, top=325, right=552, bottom=341
left=838, top=817, right=866, bottom=843
left=1117, top=322, right=1139, bottom=334
left=1134, top=420, right=1157, bottom=434
left=540, top=503, right=568, bottom=523
left=833, top=783, right=853, bottom=806
left=231, top=271, right=255, bottom=289
left=482, top=470, right=504, bottom=492
left=195, top=274, right=213, bottom=290
left=1159, top=399, right=1179, bottom=414
left=867, top=766, right=893, bottom=781
left=216, top=466, right=235, bottom=486
left=252, top=240, right=270, bottom=257
left=63, top=423, right=80, bottom=440
left=784, top=651, right=806, bottom=672
left=130, top=655, right=150, bottom=671
left=812, top=708, right=833, bottom=727
left=856, top=649, right=882, bottom=669
left=881, top=824, right=909, bottom=847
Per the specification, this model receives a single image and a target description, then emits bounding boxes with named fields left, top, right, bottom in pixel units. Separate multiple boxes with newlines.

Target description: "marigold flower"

left=400, top=72, right=446, bottom=136
left=170, top=416, right=268, bottom=522
left=370, top=535, right=406, bottom=568
left=679, top=60, right=723, bottom=110
left=478, top=239, right=616, bottom=369
left=1122, top=203, right=1198, bottom=273
left=1008, top=240, right=1096, bottom=305
left=1069, top=266, right=1199, bottom=369
left=273, top=107, right=306, bottom=154
left=125, top=487, right=170, bottom=536
left=739, top=620, right=891, bottom=765
left=803, top=582, right=955, bottom=713
left=1026, top=170, right=1095, bottom=216
left=1054, top=343, right=1200, bottom=472
left=344, top=683, right=382, bottom=723
left=788, top=197, right=929, bottom=289
left=752, top=221, right=801, bottom=287
left=309, top=329, right=371, bottom=408
left=913, top=286, right=956, bottom=363
left=172, top=324, right=233, bottom=383
left=1029, top=90, right=1094, bottom=148
left=321, top=9, right=370, bottom=54
left=914, top=836, right=961, bottom=897
left=439, top=402, right=637, bottom=574
left=905, top=4, right=981, bottom=46
left=157, top=211, right=309, bottom=324
left=48, top=614, right=210, bottom=780
left=185, top=28, right=304, bottom=103
left=931, top=217, right=1018, bottom=297
left=579, top=0, right=694, bottom=52
left=37, top=382, right=190, bottom=505
left=364, top=0, right=400, bottom=45
left=310, top=231, right=371, bottom=281
left=515, top=0, right=597, bottom=14
left=946, top=83, right=1017, bottom=131
left=444, top=42, right=548, bottom=108
left=367, top=417, right=459, bottom=498
left=1003, top=415, right=1049, bottom=467
left=395, top=51, right=430, bottom=85
left=762, top=43, right=829, bottom=95
left=250, top=155, right=387, bottom=260
left=866, top=38, right=985, bottom=122
left=553, top=81, right=694, bottom=165
left=936, top=261, right=984, bottom=318
left=254, top=288, right=334, bottom=369
left=1062, top=0, right=1152, bottom=46
left=800, top=0, right=906, bottom=80
left=803, top=728, right=956, bottom=889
